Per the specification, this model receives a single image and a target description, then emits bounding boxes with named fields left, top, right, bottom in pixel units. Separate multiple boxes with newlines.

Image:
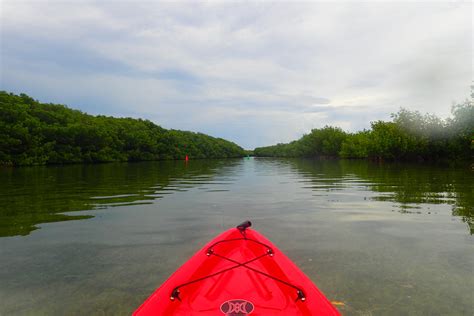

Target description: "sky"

left=1, top=0, right=472, bottom=149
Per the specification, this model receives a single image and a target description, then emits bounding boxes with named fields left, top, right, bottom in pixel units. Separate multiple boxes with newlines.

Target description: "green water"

left=0, top=158, right=472, bottom=315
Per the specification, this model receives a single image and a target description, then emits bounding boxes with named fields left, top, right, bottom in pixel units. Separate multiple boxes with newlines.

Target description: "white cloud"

left=1, top=0, right=471, bottom=148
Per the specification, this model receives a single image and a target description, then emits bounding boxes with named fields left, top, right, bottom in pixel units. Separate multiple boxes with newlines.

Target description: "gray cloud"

left=1, top=0, right=471, bottom=149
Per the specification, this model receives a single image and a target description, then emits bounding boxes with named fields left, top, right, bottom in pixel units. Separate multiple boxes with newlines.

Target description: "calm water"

left=0, top=158, right=472, bottom=315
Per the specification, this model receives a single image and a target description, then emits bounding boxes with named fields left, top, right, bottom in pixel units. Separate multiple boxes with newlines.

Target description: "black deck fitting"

left=236, top=220, right=252, bottom=231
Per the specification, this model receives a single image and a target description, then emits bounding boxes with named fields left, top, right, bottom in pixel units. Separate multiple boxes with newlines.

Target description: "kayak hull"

left=134, top=225, right=340, bottom=315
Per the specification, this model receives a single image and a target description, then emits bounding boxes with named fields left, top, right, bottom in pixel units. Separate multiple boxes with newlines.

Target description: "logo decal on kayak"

left=220, top=299, right=254, bottom=315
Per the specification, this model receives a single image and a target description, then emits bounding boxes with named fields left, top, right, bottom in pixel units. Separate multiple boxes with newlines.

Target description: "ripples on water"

left=0, top=160, right=242, bottom=236
left=0, top=158, right=472, bottom=315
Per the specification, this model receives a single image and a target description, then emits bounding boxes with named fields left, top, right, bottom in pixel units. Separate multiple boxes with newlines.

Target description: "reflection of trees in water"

left=0, top=160, right=240, bottom=237
left=286, top=159, right=473, bottom=235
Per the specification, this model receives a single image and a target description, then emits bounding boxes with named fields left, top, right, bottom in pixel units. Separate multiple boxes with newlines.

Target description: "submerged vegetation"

left=0, top=91, right=245, bottom=166
left=255, top=93, right=473, bottom=162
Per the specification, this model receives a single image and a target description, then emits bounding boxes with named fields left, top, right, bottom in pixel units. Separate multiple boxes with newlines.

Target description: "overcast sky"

left=1, top=0, right=472, bottom=149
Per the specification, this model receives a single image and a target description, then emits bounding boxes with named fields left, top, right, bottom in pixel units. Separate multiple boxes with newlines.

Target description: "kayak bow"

left=134, top=221, right=340, bottom=315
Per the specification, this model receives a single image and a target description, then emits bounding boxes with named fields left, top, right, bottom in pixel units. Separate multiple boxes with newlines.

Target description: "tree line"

left=0, top=91, right=245, bottom=166
left=255, top=93, right=473, bottom=162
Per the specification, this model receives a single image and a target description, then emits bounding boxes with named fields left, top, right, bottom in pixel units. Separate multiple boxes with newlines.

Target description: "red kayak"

left=134, top=221, right=340, bottom=315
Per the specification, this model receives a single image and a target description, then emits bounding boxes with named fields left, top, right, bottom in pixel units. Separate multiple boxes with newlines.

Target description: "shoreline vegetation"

left=1, top=90, right=472, bottom=167
left=255, top=92, right=473, bottom=164
left=0, top=91, right=245, bottom=166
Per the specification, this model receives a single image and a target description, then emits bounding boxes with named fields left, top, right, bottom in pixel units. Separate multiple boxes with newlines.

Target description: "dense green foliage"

left=254, top=126, right=348, bottom=158
left=0, top=91, right=245, bottom=165
left=255, top=95, right=473, bottom=162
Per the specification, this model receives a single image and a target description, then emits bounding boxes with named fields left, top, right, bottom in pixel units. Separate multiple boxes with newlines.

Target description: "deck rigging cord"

left=170, top=221, right=306, bottom=302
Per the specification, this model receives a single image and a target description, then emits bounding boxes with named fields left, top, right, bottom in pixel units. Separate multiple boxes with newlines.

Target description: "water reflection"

left=1, top=158, right=472, bottom=315
left=286, top=159, right=473, bottom=234
left=1, top=159, right=472, bottom=238
left=0, top=160, right=240, bottom=237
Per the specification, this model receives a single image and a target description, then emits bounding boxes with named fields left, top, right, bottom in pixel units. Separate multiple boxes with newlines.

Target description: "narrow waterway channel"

left=0, top=158, right=472, bottom=315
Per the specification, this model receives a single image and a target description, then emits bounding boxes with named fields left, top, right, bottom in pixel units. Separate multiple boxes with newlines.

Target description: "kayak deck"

left=134, top=222, right=340, bottom=315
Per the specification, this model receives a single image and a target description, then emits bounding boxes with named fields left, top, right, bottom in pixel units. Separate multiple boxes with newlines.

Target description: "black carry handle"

left=236, top=220, right=252, bottom=231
